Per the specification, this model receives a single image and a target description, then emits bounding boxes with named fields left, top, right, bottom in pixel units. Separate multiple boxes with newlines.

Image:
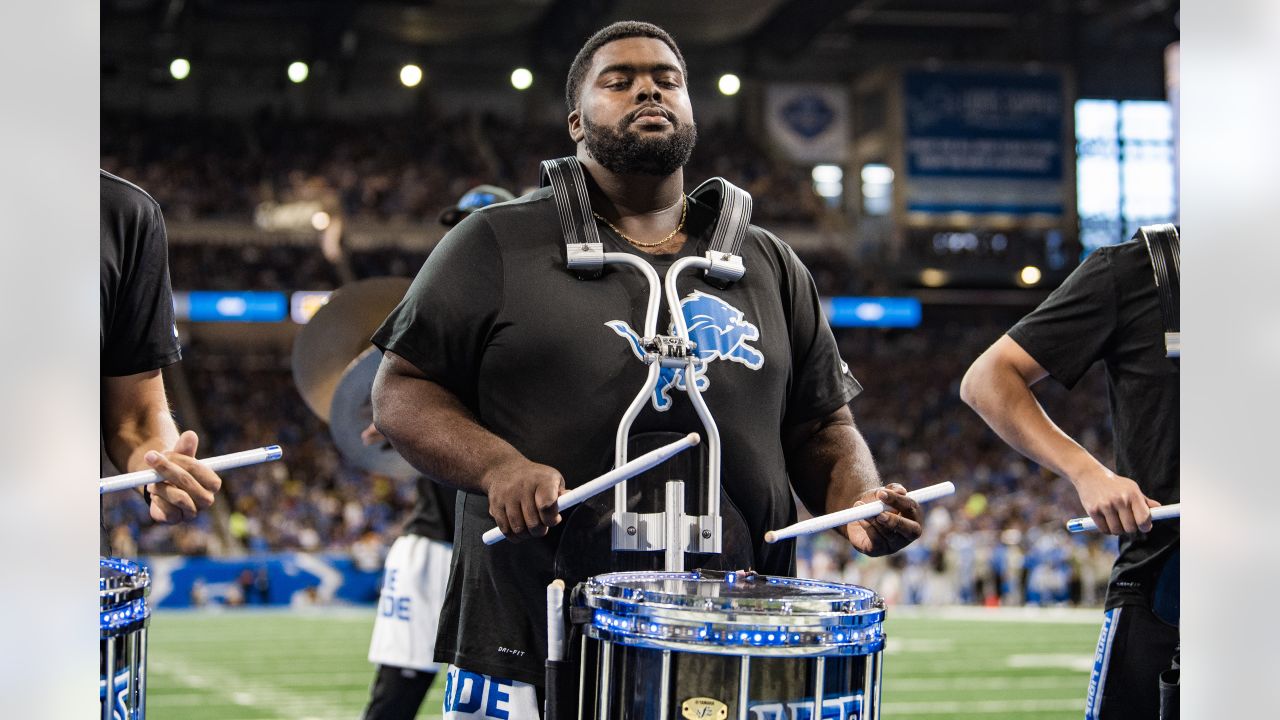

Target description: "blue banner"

left=136, top=554, right=382, bottom=608
left=823, top=297, right=922, bottom=328
left=175, top=291, right=288, bottom=322
left=903, top=69, right=1067, bottom=216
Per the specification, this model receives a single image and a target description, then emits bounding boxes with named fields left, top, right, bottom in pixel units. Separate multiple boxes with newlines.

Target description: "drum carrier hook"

left=540, top=157, right=752, bottom=571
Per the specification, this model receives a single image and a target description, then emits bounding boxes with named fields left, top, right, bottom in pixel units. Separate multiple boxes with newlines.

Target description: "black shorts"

left=1085, top=604, right=1179, bottom=719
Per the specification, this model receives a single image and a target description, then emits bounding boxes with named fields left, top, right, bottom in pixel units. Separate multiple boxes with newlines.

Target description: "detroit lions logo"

left=607, top=290, right=764, bottom=411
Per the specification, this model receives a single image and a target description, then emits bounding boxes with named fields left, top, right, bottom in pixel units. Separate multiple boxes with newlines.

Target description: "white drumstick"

left=1067, top=503, right=1181, bottom=533
left=546, top=579, right=566, bottom=662
left=764, top=481, right=955, bottom=544
left=98, top=445, right=284, bottom=495
left=482, top=432, right=700, bottom=545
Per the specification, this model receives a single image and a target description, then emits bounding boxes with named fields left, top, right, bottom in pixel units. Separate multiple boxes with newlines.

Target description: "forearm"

left=105, top=400, right=179, bottom=473
left=787, top=408, right=882, bottom=517
left=960, top=361, right=1105, bottom=484
left=371, top=366, right=525, bottom=494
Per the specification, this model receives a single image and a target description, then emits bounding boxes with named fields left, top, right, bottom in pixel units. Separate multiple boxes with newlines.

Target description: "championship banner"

left=764, top=83, right=849, bottom=162
left=903, top=69, right=1067, bottom=217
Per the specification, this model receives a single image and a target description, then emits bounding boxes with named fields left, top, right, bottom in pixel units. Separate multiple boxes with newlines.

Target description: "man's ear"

left=568, top=108, right=584, bottom=143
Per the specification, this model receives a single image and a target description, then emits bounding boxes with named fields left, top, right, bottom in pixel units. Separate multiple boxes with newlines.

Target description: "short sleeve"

left=371, top=211, right=504, bottom=407
left=102, top=198, right=181, bottom=377
left=778, top=239, right=862, bottom=426
left=1008, top=247, right=1119, bottom=389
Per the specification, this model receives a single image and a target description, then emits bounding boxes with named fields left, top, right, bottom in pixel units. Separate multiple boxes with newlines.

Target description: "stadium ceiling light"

left=718, top=73, right=741, bottom=96
left=288, top=61, right=309, bottom=84
left=511, top=67, right=533, bottom=90
left=169, top=58, right=191, bottom=81
left=861, top=164, right=895, bottom=184
left=1019, top=265, right=1043, bottom=286
left=920, top=268, right=948, bottom=288
left=400, top=64, right=423, bottom=88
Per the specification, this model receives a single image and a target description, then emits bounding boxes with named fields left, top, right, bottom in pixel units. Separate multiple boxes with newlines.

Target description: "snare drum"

left=100, top=557, right=151, bottom=720
left=576, top=570, right=884, bottom=720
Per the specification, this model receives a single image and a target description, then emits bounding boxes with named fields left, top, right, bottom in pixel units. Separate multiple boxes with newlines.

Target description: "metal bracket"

left=640, top=335, right=697, bottom=368
left=611, top=510, right=721, bottom=554
left=703, top=250, right=745, bottom=283
left=566, top=242, right=605, bottom=273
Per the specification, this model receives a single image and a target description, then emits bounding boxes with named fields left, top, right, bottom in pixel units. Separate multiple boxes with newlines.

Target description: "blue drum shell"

left=581, top=571, right=885, bottom=657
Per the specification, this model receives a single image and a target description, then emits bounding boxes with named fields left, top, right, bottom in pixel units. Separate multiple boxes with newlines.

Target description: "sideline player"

left=371, top=22, right=923, bottom=717
left=361, top=186, right=515, bottom=720
left=961, top=230, right=1179, bottom=719
left=101, top=169, right=223, bottom=548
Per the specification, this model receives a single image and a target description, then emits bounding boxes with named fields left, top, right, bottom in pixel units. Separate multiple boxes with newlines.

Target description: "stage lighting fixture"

left=169, top=58, right=190, bottom=81
left=718, top=74, right=741, bottom=96
left=400, top=64, right=423, bottom=87
left=511, top=68, right=533, bottom=90
left=288, top=61, right=309, bottom=84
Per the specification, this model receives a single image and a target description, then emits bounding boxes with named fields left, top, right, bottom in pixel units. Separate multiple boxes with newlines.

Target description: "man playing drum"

left=961, top=229, right=1180, bottom=719
left=371, top=22, right=923, bottom=719
left=101, top=169, right=223, bottom=542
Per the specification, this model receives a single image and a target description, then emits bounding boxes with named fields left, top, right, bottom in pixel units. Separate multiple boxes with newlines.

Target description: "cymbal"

left=291, top=277, right=410, bottom=422
left=329, top=347, right=418, bottom=481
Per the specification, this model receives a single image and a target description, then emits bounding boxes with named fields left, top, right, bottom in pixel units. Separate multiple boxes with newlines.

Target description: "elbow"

left=958, top=359, right=988, bottom=411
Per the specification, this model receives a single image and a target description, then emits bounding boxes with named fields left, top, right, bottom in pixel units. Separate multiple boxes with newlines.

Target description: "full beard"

left=582, top=111, right=698, bottom=177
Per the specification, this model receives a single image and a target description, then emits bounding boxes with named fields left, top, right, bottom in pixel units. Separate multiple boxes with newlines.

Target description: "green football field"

left=144, top=606, right=1102, bottom=719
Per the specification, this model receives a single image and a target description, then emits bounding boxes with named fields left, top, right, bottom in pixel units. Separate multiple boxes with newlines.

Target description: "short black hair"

left=564, top=21, right=688, bottom=113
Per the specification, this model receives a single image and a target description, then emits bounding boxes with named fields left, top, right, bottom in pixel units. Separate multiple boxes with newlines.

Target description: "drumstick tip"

left=550, top=578, right=565, bottom=590
left=764, top=531, right=778, bottom=544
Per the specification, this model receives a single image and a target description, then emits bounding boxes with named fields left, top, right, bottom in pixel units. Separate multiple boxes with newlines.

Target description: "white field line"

left=888, top=675, right=1086, bottom=691
left=148, top=653, right=359, bottom=720
left=882, top=698, right=1085, bottom=714
left=890, top=605, right=1102, bottom=624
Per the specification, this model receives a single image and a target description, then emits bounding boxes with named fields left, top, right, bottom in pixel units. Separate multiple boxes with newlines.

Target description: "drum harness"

left=1136, top=223, right=1180, bottom=361
left=540, top=156, right=755, bottom=719
left=541, top=156, right=752, bottom=572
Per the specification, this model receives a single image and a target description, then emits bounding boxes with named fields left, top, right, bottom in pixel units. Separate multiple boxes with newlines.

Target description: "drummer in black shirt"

left=101, top=169, right=222, bottom=538
left=961, top=235, right=1179, bottom=719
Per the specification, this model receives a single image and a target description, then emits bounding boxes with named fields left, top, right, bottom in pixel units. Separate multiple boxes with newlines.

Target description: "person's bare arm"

left=371, top=350, right=564, bottom=542
left=102, top=369, right=221, bottom=523
left=960, top=334, right=1158, bottom=534
left=784, top=405, right=922, bottom=555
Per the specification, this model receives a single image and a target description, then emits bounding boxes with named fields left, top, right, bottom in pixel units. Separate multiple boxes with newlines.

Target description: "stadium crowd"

left=101, top=111, right=828, bottom=227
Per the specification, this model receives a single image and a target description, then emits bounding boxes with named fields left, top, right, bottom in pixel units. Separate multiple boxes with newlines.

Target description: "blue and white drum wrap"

left=576, top=571, right=884, bottom=720
left=101, top=557, right=151, bottom=720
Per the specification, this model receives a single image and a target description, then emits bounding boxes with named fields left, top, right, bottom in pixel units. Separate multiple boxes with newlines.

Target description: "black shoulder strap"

left=540, top=157, right=604, bottom=279
left=689, top=177, right=751, bottom=288
left=1136, top=223, right=1180, bottom=358
left=541, top=158, right=753, bottom=285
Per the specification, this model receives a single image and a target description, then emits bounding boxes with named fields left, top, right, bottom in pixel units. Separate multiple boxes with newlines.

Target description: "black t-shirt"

left=101, top=170, right=181, bottom=376
left=403, top=475, right=457, bottom=543
left=101, top=170, right=182, bottom=554
left=1008, top=240, right=1178, bottom=610
left=372, top=186, right=859, bottom=684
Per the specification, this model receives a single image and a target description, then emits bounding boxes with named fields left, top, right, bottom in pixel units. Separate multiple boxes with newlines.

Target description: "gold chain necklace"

left=592, top=196, right=687, bottom=249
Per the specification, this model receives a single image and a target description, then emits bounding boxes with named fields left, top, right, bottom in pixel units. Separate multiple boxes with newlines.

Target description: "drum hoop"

left=583, top=571, right=882, bottom=616
left=100, top=557, right=151, bottom=600
left=100, top=597, right=151, bottom=639
left=589, top=596, right=886, bottom=629
left=583, top=623, right=886, bottom=658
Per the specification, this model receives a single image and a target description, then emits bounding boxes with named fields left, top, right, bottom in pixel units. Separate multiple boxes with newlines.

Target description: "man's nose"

left=635, top=79, right=662, bottom=104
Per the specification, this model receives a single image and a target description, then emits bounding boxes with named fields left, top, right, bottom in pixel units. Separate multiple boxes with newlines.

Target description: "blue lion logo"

left=607, top=290, right=764, bottom=412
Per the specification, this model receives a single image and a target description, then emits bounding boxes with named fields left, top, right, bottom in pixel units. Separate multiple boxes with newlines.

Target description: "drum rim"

left=100, top=596, right=151, bottom=638
left=100, top=557, right=151, bottom=604
left=582, top=571, right=883, bottom=616
left=583, top=621, right=887, bottom=657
